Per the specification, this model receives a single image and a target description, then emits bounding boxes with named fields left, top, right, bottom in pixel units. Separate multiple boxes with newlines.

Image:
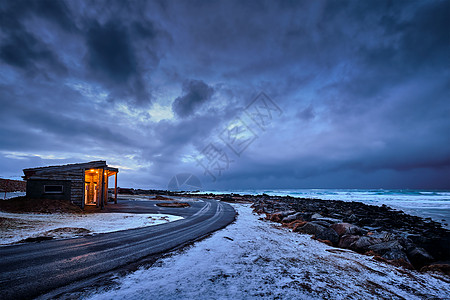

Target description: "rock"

left=420, top=264, right=450, bottom=275
left=246, top=193, right=450, bottom=269
left=368, top=250, right=414, bottom=270
left=331, top=223, right=366, bottom=236
left=297, top=222, right=326, bottom=235
left=292, top=221, right=308, bottom=232
left=317, top=228, right=339, bottom=245
left=382, top=248, right=409, bottom=261
left=311, top=213, right=323, bottom=220
left=310, top=220, right=332, bottom=227
left=270, top=214, right=283, bottom=222
left=364, top=250, right=379, bottom=257
left=278, top=210, right=296, bottom=217
left=368, top=240, right=403, bottom=255
left=282, top=212, right=304, bottom=223
left=297, top=222, right=339, bottom=245
left=349, top=236, right=382, bottom=252
left=270, top=210, right=296, bottom=222
left=347, top=214, right=358, bottom=223
left=283, top=219, right=304, bottom=228
left=406, top=234, right=427, bottom=245
left=364, top=226, right=383, bottom=232
left=330, top=213, right=344, bottom=219
left=338, top=235, right=360, bottom=248
left=406, top=247, right=434, bottom=269
left=315, top=217, right=343, bottom=224
left=299, top=212, right=313, bottom=221
left=368, top=231, right=398, bottom=242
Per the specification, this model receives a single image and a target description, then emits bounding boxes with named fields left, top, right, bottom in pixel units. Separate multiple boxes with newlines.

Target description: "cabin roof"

left=23, top=161, right=118, bottom=179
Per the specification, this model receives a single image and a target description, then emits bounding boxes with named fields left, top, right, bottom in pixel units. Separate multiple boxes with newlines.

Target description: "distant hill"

left=0, top=178, right=26, bottom=192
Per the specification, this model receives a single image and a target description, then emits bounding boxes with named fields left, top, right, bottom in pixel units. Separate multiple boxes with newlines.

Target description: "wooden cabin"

left=22, top=161, right=118, bottom=209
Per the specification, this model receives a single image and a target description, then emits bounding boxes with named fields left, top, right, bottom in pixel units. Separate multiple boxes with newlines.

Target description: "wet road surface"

left=0, top=198, right=235, bottom=299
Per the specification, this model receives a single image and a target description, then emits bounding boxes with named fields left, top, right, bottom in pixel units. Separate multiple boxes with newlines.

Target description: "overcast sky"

left=0, top=0, right=449, bottom=190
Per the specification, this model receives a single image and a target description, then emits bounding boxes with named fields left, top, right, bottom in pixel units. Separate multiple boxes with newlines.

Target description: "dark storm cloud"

left=377, top=0, right=450, bottom=69
left=85, top=20, right=149, bottom=103
left=0, top=2, right=69, bottom=76
left=319, top=1, right=449, bottom=96
left=0, top=0, right=168, bottom=105
left=0, top=83, right=136, bottom=154
left=30, top=0, right=75, bottom=32
left=0, top=0, right=74, bottom=32
left=76, top=3, right=171, bottom=106
left=0, top=30, right=67, bottom=75
left=172, top=80, right=215, bottom=117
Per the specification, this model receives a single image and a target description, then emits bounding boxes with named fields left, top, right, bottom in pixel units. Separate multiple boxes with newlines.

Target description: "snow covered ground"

left=1, top=191, right=26, bottom=200
left=83, top=204, right=450, bottom=300
left=0, top=212, right=183, bottom=246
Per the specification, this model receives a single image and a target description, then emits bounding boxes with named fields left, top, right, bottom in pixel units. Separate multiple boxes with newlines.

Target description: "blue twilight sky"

left=0, top=0, right=449, bottom=190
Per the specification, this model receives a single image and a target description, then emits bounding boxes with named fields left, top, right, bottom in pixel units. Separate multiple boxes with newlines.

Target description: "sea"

left=197, top=189, right=450, bottom=229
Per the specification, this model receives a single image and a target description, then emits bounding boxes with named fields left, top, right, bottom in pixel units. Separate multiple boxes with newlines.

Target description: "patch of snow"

left=0, top=212, right=183, bottom=246
left=84, top=204, right=450, bottom=300
left=1, top=191, right=26, bottom=200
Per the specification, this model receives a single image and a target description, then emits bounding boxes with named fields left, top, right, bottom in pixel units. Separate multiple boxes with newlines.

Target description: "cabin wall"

left=26, top=179, right=72, bottom=201
left=25, top=169, right=84, bottom=207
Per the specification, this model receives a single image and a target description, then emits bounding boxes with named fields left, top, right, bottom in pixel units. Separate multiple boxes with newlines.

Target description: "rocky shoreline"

left=191, top=193, right=450, bottom=274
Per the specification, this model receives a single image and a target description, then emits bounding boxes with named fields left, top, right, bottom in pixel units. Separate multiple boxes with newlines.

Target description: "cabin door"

left=84, top=181, right=98, bottom=205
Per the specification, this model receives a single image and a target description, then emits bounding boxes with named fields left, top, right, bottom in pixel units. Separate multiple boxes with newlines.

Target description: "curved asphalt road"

left=0, top=198, right=236, bottom=299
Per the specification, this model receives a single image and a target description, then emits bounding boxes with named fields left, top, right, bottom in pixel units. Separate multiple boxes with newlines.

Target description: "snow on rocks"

left=84, top=204, right=449, bottom=300
left=250, top=196, right=449, bottom=272
left=0, top=212, right=183, bottom=245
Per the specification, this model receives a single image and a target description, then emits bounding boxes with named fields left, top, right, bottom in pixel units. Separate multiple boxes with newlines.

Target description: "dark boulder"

left=382, top=248, right=410, bottom=262
left=338, top=235, right=360, bottom=249
left=368, top=231, right=398, bottom=242
left=368, top=240, right=403, bottom=255
left=311, top=213, right=323, bottom=220
left=311, top=220, right=333, bottom=227
left=296, top=222, right=325, bottom=235
left=282, top=212, right=304, bottom=223
left=292, top=221, right=308, bottom=232
left=276, top=210, right=296, bottom=218
left=349, top=236, right=382, bottom=252
left=317, top=228, right=340, bottom=245
left=315, top=217, right=343, bottom=225
left=346, top=214, right=358, bottom=223
left=311, top=213, right=342, bottom=224
left=331, top=223, right=366, bottom=236
left=269, top=210, right=295, bottom=222
left=406, top=247, right=434, bottom=269
left=297, top=222, right=339, bottom=245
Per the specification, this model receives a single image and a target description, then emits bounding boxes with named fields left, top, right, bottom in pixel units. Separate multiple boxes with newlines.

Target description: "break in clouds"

left=0, top=0, right=449, bottom=189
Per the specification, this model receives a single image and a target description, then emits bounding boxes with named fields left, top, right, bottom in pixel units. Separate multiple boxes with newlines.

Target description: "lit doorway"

left=84, top=168, right=118, bottom=207
left=84, top=169, right=99, bottom=205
